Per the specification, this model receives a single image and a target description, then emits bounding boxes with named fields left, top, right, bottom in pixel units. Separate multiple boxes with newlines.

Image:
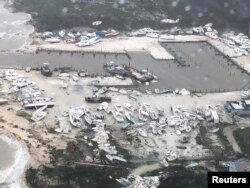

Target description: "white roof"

left=231, top=102, right=244, bottom=110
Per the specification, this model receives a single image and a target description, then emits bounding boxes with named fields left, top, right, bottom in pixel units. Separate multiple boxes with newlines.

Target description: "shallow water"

left=0, top=1, right=34, bottom=51
left=0, top=136, right=17, bottom=171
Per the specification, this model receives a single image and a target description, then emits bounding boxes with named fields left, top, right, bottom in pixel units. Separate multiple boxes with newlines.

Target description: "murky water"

left=0, top=1, right=34, bottom=51
left=12, top=0, right=250, bottom=33
left=0, top=136, right=17, bottom=171
left=1, top=41, right=249, bottom=92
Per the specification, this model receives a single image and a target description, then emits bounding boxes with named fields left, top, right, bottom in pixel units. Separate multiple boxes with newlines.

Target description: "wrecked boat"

left=85, top=96, right=111, bottom=103
left=125, top=111, right=135, bottom=124
left=112, top=111, right=124, bottom=123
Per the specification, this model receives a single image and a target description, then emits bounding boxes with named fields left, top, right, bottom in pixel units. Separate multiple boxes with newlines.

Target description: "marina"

left=1, top=0, right=250, bottom=187
left=0, top=40, right=249, bottom=92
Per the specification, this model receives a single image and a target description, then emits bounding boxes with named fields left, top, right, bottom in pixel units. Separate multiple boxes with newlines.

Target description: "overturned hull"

left=85, top=96, right=111, bottom=103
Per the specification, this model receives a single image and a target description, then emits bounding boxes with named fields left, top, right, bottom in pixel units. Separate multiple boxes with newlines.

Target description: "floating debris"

left=116, top=174, right=160, bottom=188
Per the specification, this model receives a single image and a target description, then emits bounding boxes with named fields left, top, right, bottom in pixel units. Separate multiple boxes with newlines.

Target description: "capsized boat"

left=125, top=111, right=135, bottom=124
left=69, top=113, right=82, bottom=128
left=112, top=111, right=124, bottom=123
left=114, top=104, right=123, bottom=113
left=85, top=96, right=111, bottom=103
left=138, top=110, right=147, bottom=122
left=149, top=109, right=159, bottom=120
left=84, top=114, right=94, bottom=125
left=137, top=128, right=148, bottom=138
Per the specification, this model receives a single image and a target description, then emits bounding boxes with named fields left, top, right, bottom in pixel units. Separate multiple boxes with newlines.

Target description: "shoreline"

left=0, top=134, right=29, bottom=188
left=0, top=0, right=34, bottom=51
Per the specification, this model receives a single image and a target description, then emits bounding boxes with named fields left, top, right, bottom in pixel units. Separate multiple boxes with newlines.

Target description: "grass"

left=233, top=128, right=250, bottom=156
left=198, top=124, right=234, bottom=161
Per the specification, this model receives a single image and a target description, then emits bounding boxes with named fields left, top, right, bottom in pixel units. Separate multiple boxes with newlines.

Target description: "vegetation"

left=198, top=124, right=234, bottom=161
left=26, top=139, right=130, bottom=188
left=234, top=128, right=250, bottom=156
left=0, top=116, right=6, bottom=123
left=26, top=165, right=128, bottom=188
left=158, top=166, right=207, bottom=188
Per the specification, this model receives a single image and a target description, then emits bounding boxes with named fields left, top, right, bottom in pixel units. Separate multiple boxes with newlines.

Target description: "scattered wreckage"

left=220, top=33, right=250, bottom=57
left=116, top=174, right=160, bottom=188
left=104, top=61, right=157, bottom=83
left=0, top=69, right=55, bottom=123
left=42, top=28, right=119, bottom=47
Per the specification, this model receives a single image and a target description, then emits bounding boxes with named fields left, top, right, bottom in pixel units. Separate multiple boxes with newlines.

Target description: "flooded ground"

left=1, top=41, right=249, bottom=92
left=158, top=166, right=208, bottom=188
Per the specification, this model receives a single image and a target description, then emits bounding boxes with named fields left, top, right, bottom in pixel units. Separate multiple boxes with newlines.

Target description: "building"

left=229, top=161, right=250, bottom=172
left=225, top=100, right=250, bottom=116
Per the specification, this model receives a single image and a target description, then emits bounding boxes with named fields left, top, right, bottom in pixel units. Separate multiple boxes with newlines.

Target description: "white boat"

left=92, top=21, right=102, bottom=26
left=209, top=127, right=220, bottom=133
left=149, top=110, right=159, bottom=120
left=160, top=159, right=169, bottom=167
left=124, top=103, right=136, bottom=111
left=159, top=34, right=175, bottom=40
left=76, top=40, right=91, bottom=47
left=205, top=32, right=218, bottom=39
left=58, top=30, right=65, bottom=38
left=145, top=90, right=152, bottom=95
left=241, top=90, right=250, bottom=99
left=176, top=130, right=181, bottom=135
left=161, top=18, right=180, bottom=24
left=146, top=33, right=160, bottom=38
left=139, top=104, right=150, bottom=116
left=114, top=104, right=123, bottom=112
left=156, top=105, right=164, bottom=116
left=137, top=129, right=148, bottom=138
left=31, top=105, right=48, bottom=122
left=84, top=114, right=93, bottom=125
left=97, top=102, right=110, bottom=113
left=45, top=37, right=61, bottom=43
left=109, top=87, right=119, bottom=92
left=125, top=111, right=135, bottom=123
left=76, top=36, right=101, bottom=47
left=185, top=126, right=192, bottom=133
left=69, top=113, right=81, bottom=128
left=112, top=111, right=124, bottom=123
left=115, top=74, right=125, bottom=80
left=119, top=89, right=127, bottom=95
left=157, top=129, right=163, bottom=135
left=122, top=123, right=131, bottom=130
left=112, top=156, right=127, bottom=163
left=31, top=110, right=47, bottom=122
left=138, top=110, right=147, bottom=122
left=166, top=152, right=178, bottom=161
